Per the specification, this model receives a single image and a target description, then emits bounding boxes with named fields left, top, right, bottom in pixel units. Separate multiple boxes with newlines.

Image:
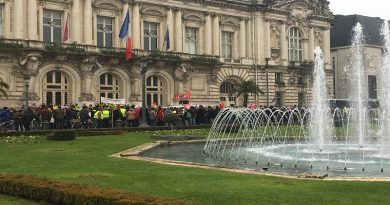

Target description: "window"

left=297, top=75, right=306, bottom=86
left=185, top=27, right=197, bottom=54
left=144, top=22, right=158, bottom=50
left=222, top=32, right=233, bottom=59
left=220, top=81, right=236, bottom=107
left=0, top=4, right=4, bottom=38
left=220, top=81, right=235, bottom=94
left=43, top=71, right=70, bottom=105
left=368, top=75, right=377, bottom=99
left=288, top=27, right=302, bottom=62
left=298, top=93, right=305, bottom=107
left=97, top=16, right=113, bottom=47
left=43, top=10, right=62, bottom=43
left=275, top=73, right=284, bottom=85
left=146, top=76, right=164, bottom=106
left=99, top=73, right=120, bottom=99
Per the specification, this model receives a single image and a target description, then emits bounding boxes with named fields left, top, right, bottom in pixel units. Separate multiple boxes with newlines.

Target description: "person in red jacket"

left=156, top=106, right=164, bottom=126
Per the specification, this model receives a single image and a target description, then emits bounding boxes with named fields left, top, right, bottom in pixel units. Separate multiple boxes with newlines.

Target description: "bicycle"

left=0, top=120, right=14, bottom=133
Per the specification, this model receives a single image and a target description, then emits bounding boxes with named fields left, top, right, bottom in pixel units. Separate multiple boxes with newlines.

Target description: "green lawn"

left=1, top=130, right=390, bottom=205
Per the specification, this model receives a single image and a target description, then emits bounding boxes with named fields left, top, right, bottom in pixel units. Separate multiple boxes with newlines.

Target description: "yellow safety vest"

left=120, top=108, right=126, bottom=116
left=102, top=110, right=110, bottom=119
left=94, top=111, right=103, bottom=120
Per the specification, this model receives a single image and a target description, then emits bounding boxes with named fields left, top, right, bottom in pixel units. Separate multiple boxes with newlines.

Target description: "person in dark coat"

left=21, top=107, right=34, bottom=131
left=196, top=105, right=207, bottom=125
left=40, top=107, right=52, bottom=122
left=53, top=107, right=65, bottom=129
left=79, top=106, right=90, bottom=129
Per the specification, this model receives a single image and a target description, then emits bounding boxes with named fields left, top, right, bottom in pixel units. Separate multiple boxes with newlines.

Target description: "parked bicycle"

left=0, top=120, right=14, bottom=133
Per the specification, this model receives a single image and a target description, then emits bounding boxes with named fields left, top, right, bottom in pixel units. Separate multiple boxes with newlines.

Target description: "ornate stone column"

left=323, top=28, right=331, bottom=65
left=132, top=3, right=141, bottom=49
left=174, top=9, right=183, bottom=52
left=265, top=21, right=271, bottom=59
left=205, top=14, right=212, bottom=55
left=255, top=13, right=264, bottom=63
left=212, top=15, right=220, bottom=56
left=308, top=27, right=314, bottom=61
left=280, top=23, right=288, bottom=63
left=84, top=0, right=93, bottom=45
left=198, top=23, right=204, bottom=54
left=233, top=30, right=239, bottom=59
left=72, top=0, right=80, bottom=43
left=13, top=0, right=24, bottom=39
left=246, top=19, right=253, bottom=59
left=27, top=0, right=37, bottom=40
left=166, top=8, right=174, bottom=50
left=239, top=19, right=246, bottom=58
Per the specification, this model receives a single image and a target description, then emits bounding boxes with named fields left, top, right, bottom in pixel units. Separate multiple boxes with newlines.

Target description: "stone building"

left=0, top=0, right=333, bottom=108
left=331, top=14, right=383, bottom=101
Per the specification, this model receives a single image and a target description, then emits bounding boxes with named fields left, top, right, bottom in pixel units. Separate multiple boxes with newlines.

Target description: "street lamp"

left=23, top=76, right=30, bottom=107
left=139, top=56, right=149, bottom=127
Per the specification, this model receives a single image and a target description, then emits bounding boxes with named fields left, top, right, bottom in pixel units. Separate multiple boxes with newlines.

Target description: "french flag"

left=163, top=26, right=170, bottom=51
left=119, top=10, right=132, bottom=60
left=63, top=14, right=70, bottom=42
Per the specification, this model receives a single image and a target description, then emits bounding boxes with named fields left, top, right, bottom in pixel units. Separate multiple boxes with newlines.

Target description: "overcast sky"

left=328, top=0, right=390, bottom=20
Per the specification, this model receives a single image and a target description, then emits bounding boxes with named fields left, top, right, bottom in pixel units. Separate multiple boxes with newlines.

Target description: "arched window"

left=220, top=81, right=236, bottom=106
left=43, top=71, right=71, bottom=105
left=220, top=81, right=235, bottom=94
left=146, top=76, right=164, bottom=106
left=98, top=73, right=120, bottom=99
left=288, top=27, right=303, bottom=62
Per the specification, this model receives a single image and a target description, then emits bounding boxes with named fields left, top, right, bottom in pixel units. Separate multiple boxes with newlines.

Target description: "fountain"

left=380, top=20, right=390, bottom=172
left=202, top=22, right=390, bottom=177
left=142, top=22, right=390, bottom=178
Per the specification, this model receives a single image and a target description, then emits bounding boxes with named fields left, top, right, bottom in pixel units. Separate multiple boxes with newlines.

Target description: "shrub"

left=163, top=113, right=181, bottom=124
left=47, top=131, right=77, bottom=141
left=0, top=173, right=197, bottom=205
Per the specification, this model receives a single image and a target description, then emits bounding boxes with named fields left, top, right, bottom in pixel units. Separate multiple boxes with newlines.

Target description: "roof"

left=331, top=15, right=385, bottom=48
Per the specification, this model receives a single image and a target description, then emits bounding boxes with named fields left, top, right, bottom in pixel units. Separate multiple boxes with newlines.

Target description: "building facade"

left=0, top=0, right=333, bottom=108
left=331, top=15, right=383, bottom=101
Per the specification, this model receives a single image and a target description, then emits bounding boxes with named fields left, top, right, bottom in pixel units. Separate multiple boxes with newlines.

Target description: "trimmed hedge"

left=47, top=130, right=77, bottom=141
left=78, top=130, right=123, bottom=137
left=2, top=125, right=211, bottom=137
left=124, top=125, right=211, bottom=132
left=0, top=173, right=197, bottom=205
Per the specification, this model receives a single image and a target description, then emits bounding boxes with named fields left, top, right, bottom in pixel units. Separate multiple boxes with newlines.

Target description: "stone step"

left=298, top=173, right=328, bottom=179
left=119, top=142, right=163, bottom=157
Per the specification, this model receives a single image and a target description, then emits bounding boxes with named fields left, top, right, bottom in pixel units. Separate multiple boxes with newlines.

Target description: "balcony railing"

left=0, top=39, right=220, bottom=64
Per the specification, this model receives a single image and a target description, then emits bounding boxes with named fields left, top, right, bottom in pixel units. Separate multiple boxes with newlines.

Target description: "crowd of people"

left=0, top=104, right=222, bottom=132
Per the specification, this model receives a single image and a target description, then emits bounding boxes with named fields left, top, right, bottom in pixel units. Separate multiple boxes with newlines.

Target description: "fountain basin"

left=140, top=141, right=390, bottom=178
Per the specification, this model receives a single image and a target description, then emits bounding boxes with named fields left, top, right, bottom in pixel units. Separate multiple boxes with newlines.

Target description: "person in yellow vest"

left=120, top=106, right=127, bottom=127
left=102, top=107, right=110, bottom=128
left=94, top=107, right=104, bottom=128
